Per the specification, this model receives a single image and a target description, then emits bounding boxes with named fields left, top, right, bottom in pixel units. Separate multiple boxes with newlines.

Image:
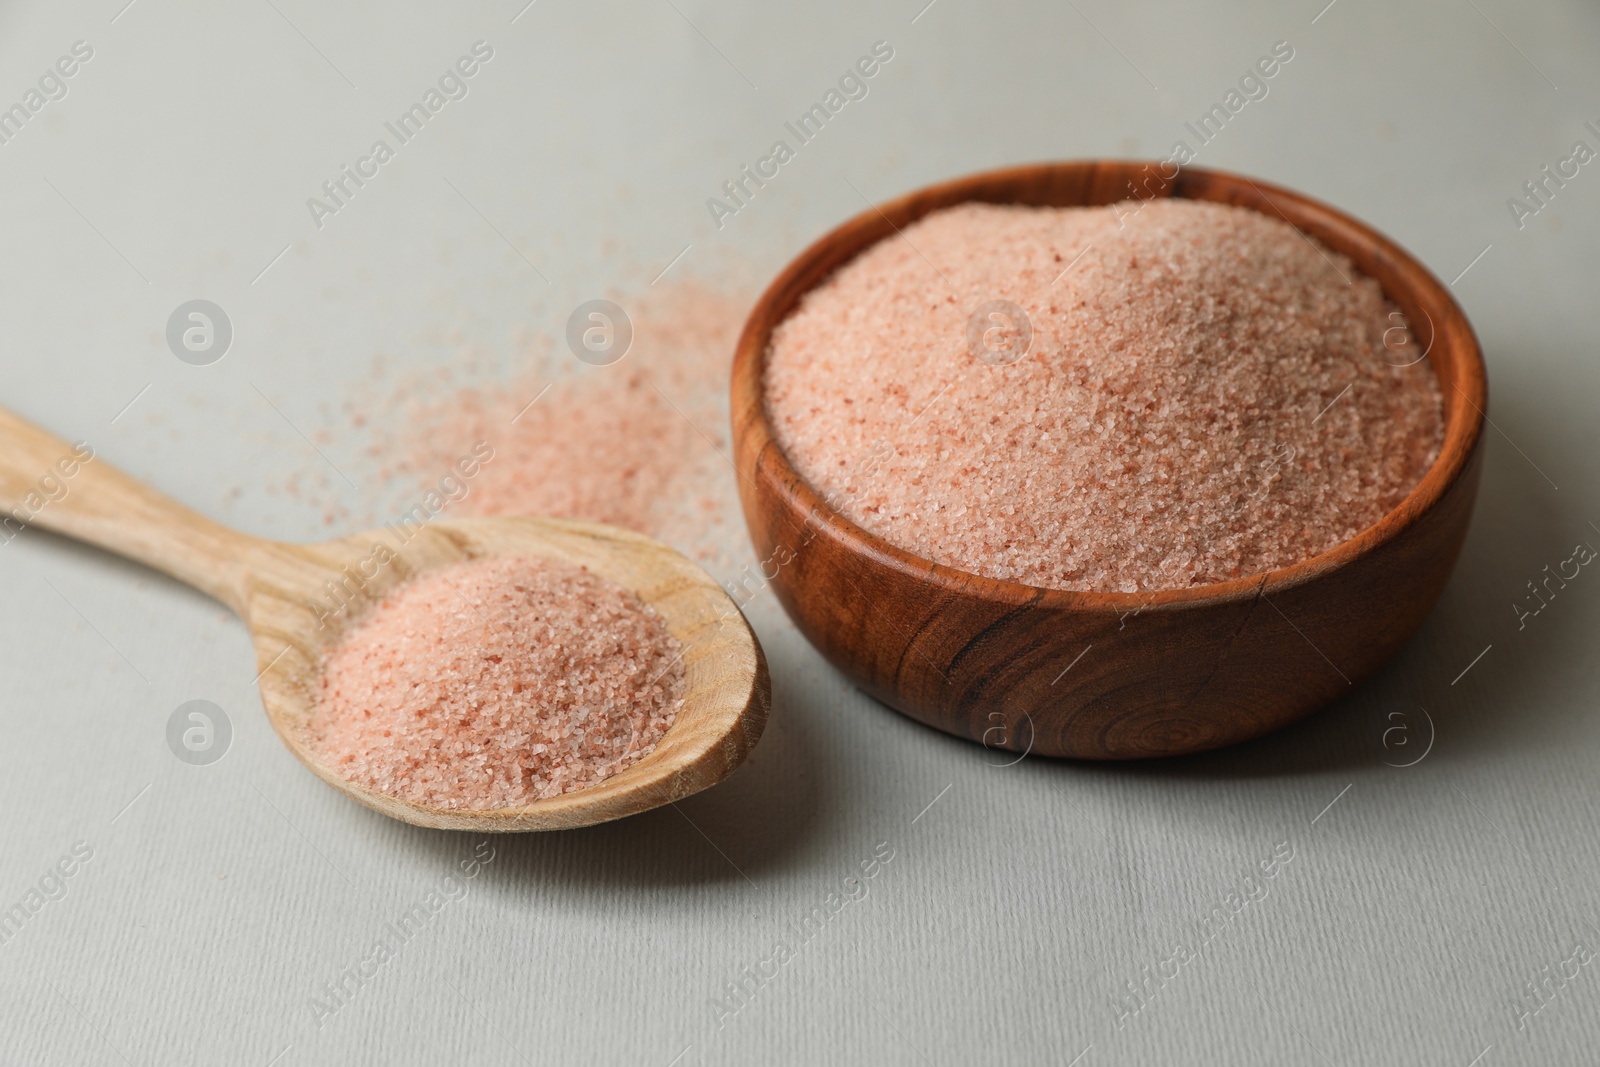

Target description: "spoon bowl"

left=1, top=408, right=769, bottom=830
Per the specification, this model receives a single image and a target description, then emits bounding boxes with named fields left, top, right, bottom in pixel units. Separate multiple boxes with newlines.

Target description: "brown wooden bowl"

left=730, top=161, right=1486, bottom=760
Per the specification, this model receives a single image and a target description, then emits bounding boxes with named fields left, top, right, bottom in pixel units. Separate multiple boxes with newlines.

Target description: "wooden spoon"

left=0, top=407, right=769, bottom=830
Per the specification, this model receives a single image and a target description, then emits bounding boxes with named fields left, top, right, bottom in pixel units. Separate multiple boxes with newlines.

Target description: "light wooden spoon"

left=0, top=407, right=769, bottom=831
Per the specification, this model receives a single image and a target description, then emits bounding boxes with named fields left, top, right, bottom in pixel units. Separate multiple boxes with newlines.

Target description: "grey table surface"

left=2, top=0, right=1598, bottom=1064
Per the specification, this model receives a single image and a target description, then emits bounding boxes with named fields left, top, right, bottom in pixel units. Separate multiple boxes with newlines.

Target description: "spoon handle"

left=0, top=407, right=259, bottom=613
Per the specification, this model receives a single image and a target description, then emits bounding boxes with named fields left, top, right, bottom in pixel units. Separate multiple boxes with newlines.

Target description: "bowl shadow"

left=844, top=387, right=1568, bottom=785
left=1059, top=394, right=1570, bottom=783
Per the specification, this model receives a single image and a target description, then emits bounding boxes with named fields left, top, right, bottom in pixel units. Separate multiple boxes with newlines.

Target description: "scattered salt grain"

left=763, top=199, right=1445, bottom=592
left=388, top=280, right=749, bottom=565
left=312, top=555, right=685, bottom=810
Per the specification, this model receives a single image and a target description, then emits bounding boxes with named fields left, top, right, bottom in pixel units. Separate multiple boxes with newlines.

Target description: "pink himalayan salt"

left=378, top=281, right=749, bottom=566
left=312, top=556, right=685, bottom=811
left=764, top=199, right=1445, bottom=593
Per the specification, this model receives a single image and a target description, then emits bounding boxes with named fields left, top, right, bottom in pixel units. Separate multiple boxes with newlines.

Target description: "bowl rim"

left=732, top=160, right=1488, bottom=612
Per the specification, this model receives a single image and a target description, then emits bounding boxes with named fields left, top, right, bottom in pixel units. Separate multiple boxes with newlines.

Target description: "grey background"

left=1, top=0, right=1596, bottom=1063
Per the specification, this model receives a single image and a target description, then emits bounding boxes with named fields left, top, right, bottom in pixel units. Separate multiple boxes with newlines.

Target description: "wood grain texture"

left=731, top=160, right=1486, bottom=760
left=0, top=408, right=769, bottom=830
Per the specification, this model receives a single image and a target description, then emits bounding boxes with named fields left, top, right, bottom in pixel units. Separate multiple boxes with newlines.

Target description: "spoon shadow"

left=395, top=679, right=821, bottom=895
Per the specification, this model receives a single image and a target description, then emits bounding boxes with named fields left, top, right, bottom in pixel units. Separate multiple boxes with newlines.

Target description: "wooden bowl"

left=730, top=161, right=1486, bottom=760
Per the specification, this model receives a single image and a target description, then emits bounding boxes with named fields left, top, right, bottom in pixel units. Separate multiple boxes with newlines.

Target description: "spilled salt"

left=379, top=279, right=750, bottom=567
left=312, top=555, right=685, bottom=811
left=763, top=199, right=1445, bottom=593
